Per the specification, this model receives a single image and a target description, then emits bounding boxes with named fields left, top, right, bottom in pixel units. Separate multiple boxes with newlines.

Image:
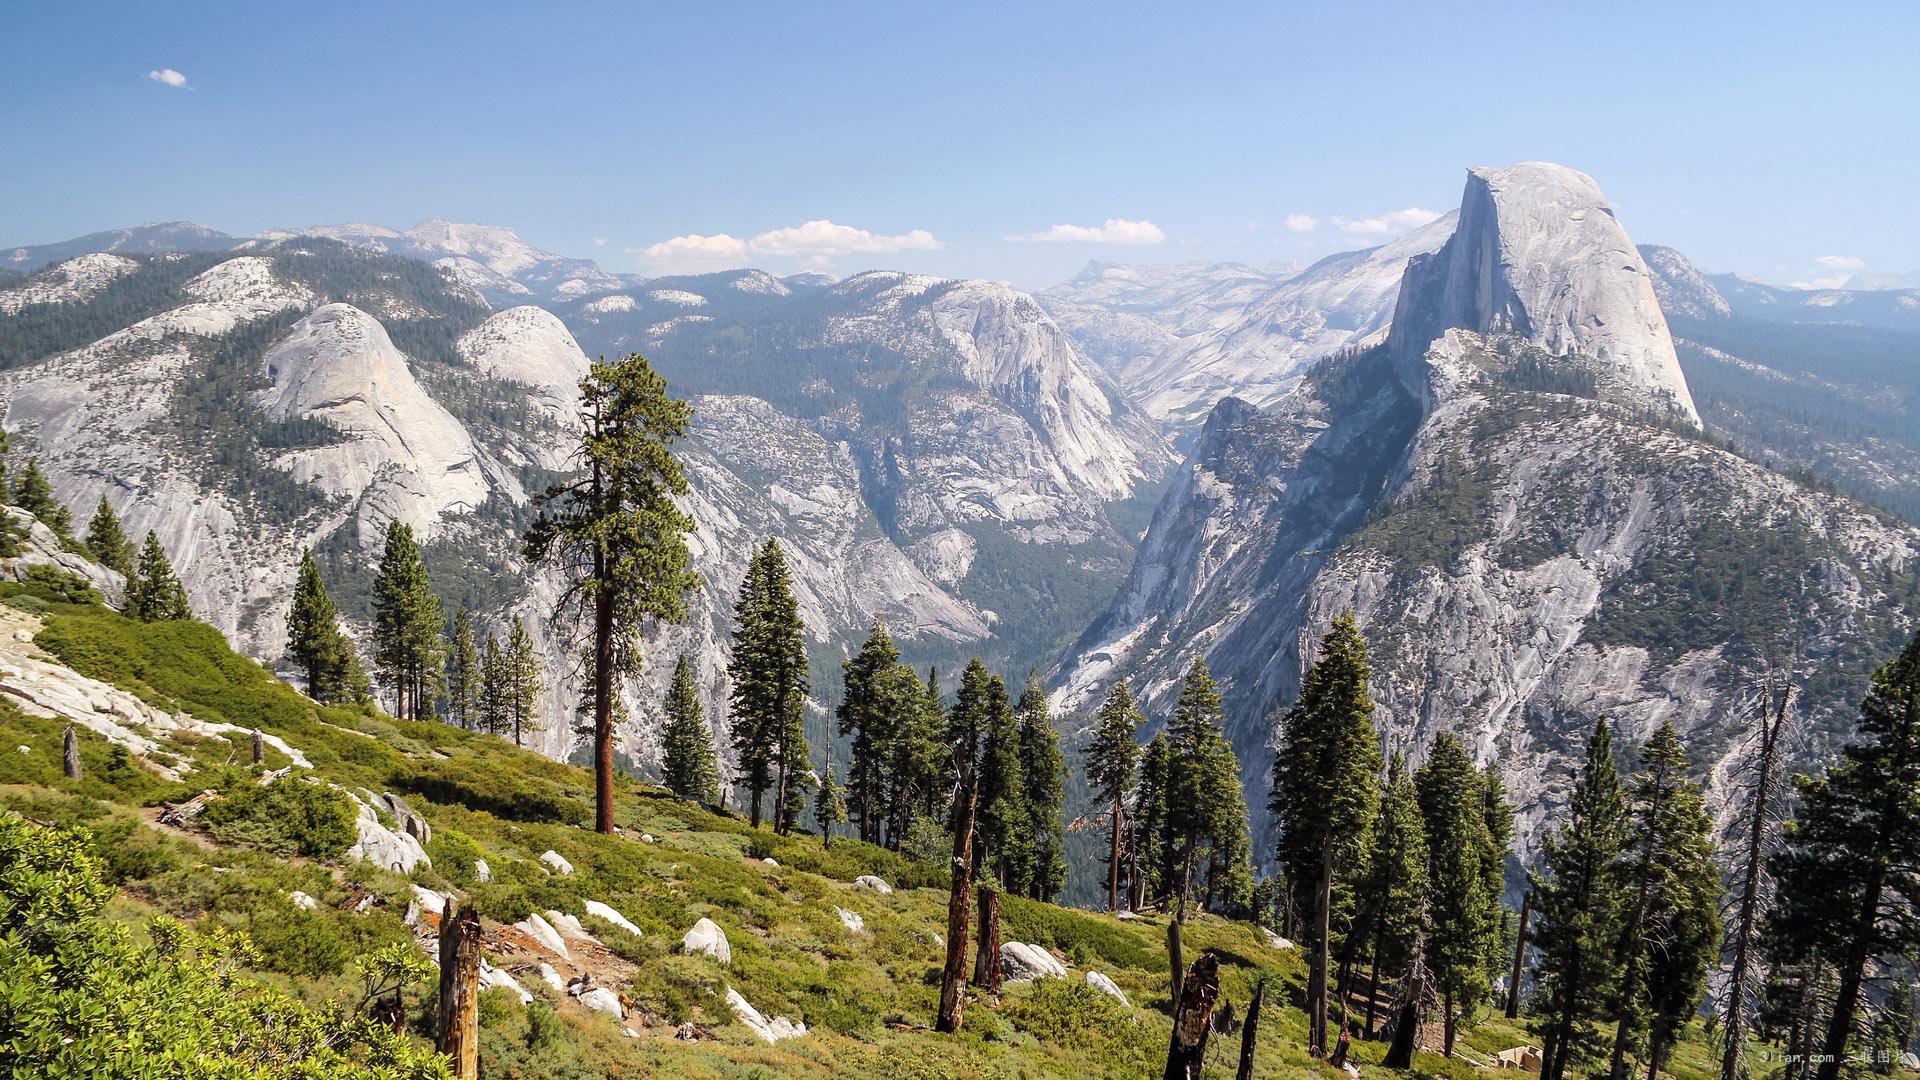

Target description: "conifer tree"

left=1356, top=754, right=1429, bottom=1036
left=729, top=539, right=809, bottom=832
left=1533, top=719, right=1631, bottom=1080
left=127, top=530, right=190, bottom=621
left=815, top=751, right=847, bottom=845
left=1479, top=764, right=1516, bottom=973
left=884, top=663, right=946, bottom=848
left=285, top=548, right=363, bottom=704
left=1770, top=628, right=1920, bottom=1080
left=1014, top=681, right=1066, bottom=902
left=945, top=658, right=997, bottom=813
left=1416, top=732, right=1498, bottom=1057
left=371, top=522, right=442, bottom=722
left=839, top=619, right=902, bottom=845
left=661, top=653, right=720, bottom=803
left=479, top=632, right=507, bottom=738
left=85, top=496, right=134, bottom=576
left=10, top=459, right=73, bottom=541
left=1083, top=679, right=1144, bottom=911
left=973, top=671, right=1025, bottom=889
left=1132, top=732, right=1173, bottom=909
left=444, top=608, right=480, bottom=730
left=1167, top=659, right=1254, bottom=914
left=522, top=352, right=699, bottom=834
left=503, top=616, right=543, bottom=748
left=1271, top=615, right=1382, bottom=1057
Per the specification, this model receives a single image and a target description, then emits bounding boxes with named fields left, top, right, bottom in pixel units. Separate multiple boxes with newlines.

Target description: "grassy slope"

left=0, top=590, right=1782, bottom=1079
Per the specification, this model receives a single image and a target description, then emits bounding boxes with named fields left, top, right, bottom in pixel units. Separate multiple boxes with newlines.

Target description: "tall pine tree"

left=1356, top=754, right=1429, bottom=1037
left=973, top=671, right=1025, bottom=889
left=839, top=619, right=902, bottom=845
left=1132, top=732, right=1173, bottom=910
left=1167, top=659, right=1254, bottom=915
left=661, top=653, right=721, bottom=803
left=443, top=607, right=480, bottom=730
left=370, top=522, right=442, bottom=722
left=85, top=497, right=134, bottom=576
left=503, top=616, right=543, bottom=748
left=1416, top=732, right=1499, bottom=1057
left=1083, top=679, right=1143, bottom=912
left=729, top=539, right=810, bottom=832
left=1015, top=680, right=1066, bottom=902
left=285, top=548, right=363, bottom=704
left=127, top=530, right=190, bottom=622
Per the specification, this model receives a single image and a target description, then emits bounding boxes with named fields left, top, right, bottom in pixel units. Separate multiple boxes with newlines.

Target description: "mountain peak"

left=1388, top=161, right=1698, bottom=420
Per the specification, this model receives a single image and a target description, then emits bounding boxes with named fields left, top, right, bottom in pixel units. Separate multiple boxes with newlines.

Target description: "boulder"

left=479, top=962, right=532, bottom=1004
left=682, top=917, right=731, bottom=963
left=639, top=833, right=656, bottom=843
left=539, top=850, right=574, bottom=875
left=473, top=859, right=491, bottom=883
left=1261, top=928, right=1296, bottom=950
left=346, top=793, right=431, bottom=874
left=537, top=962, right=565, bottom=994
left=1000, top=941, right=1068, bottom=982
left=1085, top=970, right=1131, bottom=1007
left=287, top=890, right=318, bottom=911
left=761, top=857, right=779, bottom=867
left=726, top=986, right=807, bottom=1044
left=411, top=885, right=448, bottom=917
left=382, top=792, right=431, bottom=845
left=514, top=912, right=571, bottom=960
left=545, top=909, right=600, bottom=943
left=577, top=986, right=624, bottom=1020
left=853, top=875, right=892, bottom=894
left=835, top=907, right=865, bottom=933
left=585, top=900, right=643, bottom=938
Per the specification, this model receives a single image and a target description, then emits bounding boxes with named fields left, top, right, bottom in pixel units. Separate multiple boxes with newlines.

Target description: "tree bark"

left=1817, top=881, right=1879, bottom=1080
left=1236, top=976, right=1265, bottom=1080
left=1443, top=985, right=1456, bottom=1057
left=1384, top=959, right=1424, bottom=1070
left=436, top=904, right=483, bottom=1078
left=972, top=884, right=1001, bottom=992
left=1165, top=954, right=1221, bottom=1080
left=1309, top=840, right=1333, bottom=1056
left=1506, top=889, right=1531, bottom=1019
left=1168, top=917, right=1185, bottom=1005
left=62, top=725, right=80, bottom=780
left=251, top=728, right=265, bottom=766
left=935, top=771, right=978, bottom=1034
left=1722, top=673, right=1791, bottom=1080
left=592, top=453, right=616, bottom=835
left=1364, top=937, right=1383, bottom=1038
left=1109, top=794, right=1125, bottom=912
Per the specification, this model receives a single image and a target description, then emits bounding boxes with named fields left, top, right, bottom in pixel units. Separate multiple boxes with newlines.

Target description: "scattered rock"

left=1085, top=970, right=1131, bottom=1006
left=585, top=900, right=643, bottom=938
left=545, top=909, right=601, bottom=943
left=1115, top=910, right=1142, bottom=920
left=346, top=791, right=431, bottom=873
left=1901, top=1053, right=1919, bottom=1071
left=682, top=917, right=731, bottom=963
left=726, top=986, right=807, bottom=1044
left=479, top=961, right=533, bottom=1004
left=835, top=907, right=865, bottom=933
left=675, top=1021, right=713, bottom=1042
left=623, top=1026, right=638, bottom=1038
left=537, top=963, right=565, bottom=994
left=1261, top=928, right=1296, bottom=950
left=640, top=833, right=656, bottom=844
left=411, top=885, right=448, bottom=916
left=403, top=901, right=422, bottom=928
left=473, top=859, right=491, bottom=883
left=1000, top=941, right=1069, bottom=982
left=761, top=857, right=779, bottom=867
left=539, top=850, right=574, bottom=875
left=577, top=986, right=624, bottom=1019
left=514, top=912, right=572, bottom=960
left=853, top=875, right=892, bottom=894
left=1342, top=1062, right=1362, bottom=1080
left=382, top=792, right=431, bottom=845
left=287, top=890, right=318, bottom=911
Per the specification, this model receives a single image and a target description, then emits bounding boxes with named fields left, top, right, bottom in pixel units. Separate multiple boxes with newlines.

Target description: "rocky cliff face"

left=1055, top=164, right=1920, bottom=874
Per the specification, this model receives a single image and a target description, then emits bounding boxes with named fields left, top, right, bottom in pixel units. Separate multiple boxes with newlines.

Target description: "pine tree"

left=1770, top=628, right=1920, bottom=1080
left=815, top=751, right=847, bottom=845
left=1270, top=615, right=1382, bottom=1056
left=661, top=653, right=721, bottom=803
left=1083, top=679, right=1143, bottom=911
left=883, top=662, right=945, bottom=850
left=1479, top=764, right=1516, bottom=975
left=10, top=459, right=73, bottom=541
left=1356, top=754, right=1429, bottom=1037
left=503, top=616, right=543, bottom=748
left=285, top=548, right=362, bottom=704
left=444, top=608, right=480, bottom=730
left=1014, top=680, right=1066, bottom=902
left=729, top=539, right=810, bottom=832
left=522, top=352, right=700, bottom=834
left=945, top=658, right=996, bottom=816
left=370, top=522, right=442, bottom=722
left=84, top=497, right=134, bottom=576
left=973, top=670, right=1025, bottom=890
left=839, top=619, right=902, bottom=845
left=127, top=530, right=190, bottom=621
left=1167, top=659, right=1254, bottom=915
left=1131, top=732, right=1173, bottom=910
left=1533, top=719, right=1631, bottom=1080
left=479, top=631, right=507, bottom=738
left=1416, top=732, right=1498, bottom=1057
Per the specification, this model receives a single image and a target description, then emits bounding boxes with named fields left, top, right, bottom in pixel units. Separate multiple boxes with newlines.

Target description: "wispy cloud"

left=1335, top=206, right=1441, bottom=237
left=637, top=219, right=941, bottom=272
left=1813, top=254, right=1865, bottom=270
left=146, top=68, right=188, bottom=88
left=1008, top=218, right=1166, bottom=244
left=1284, top=214, right=1320, bottom=232
left=592, top=237, right=607, bottom=247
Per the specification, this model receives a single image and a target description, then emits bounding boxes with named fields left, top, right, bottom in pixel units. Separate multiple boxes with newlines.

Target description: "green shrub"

left=201, top=777, right=357, bottom=858
left=248, top=909, right=353, bottom=977
left=1000, top=980, right=1159, bottom=1072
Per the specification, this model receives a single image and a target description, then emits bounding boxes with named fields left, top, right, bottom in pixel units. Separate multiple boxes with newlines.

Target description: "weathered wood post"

left=935, top=767, right=978, bottom=1033
left=1236, top=977, right=1266, bottom=1080
left=1164, top=953, right=1221, bottom=1080
left=62, top=725, right=81, bottom=780
left=252, top=729, right=265, bottom=766
left=436, top=904, right=483, bottom=1078
left=971, top=884, right=1002, bottom=992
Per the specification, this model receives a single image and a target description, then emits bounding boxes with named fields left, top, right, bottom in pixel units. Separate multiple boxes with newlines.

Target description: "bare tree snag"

left=436, top=904, right=483, bottom=1077
left=971, top=884, right=1001, bottom=992
left=252, top=728, right=265, bottom=766
left=1236, top=976, right=1266, bottom=1080
left=1722, top=664, right=1794, bottom=1080
left=1506, top=888, right=1531, bottom=1019
left=935, top=768, right=978, bottom=1033
left=62, top=725, right=80, bottom=780
left=1164, top=953, right=1221, bottom=1080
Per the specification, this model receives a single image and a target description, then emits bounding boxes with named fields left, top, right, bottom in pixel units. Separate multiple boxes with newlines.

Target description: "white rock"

left=577, top=986, right=624, bottom=1019
left=347, top=793, right=431, bottom=874
left=1000, top=941, right=1069, bottom=982
left=539, top=850, right=574, bottom=875
left=287, top=890, right=319, bottom=911
left=761, top=857, right=779, bottom=867
left=1262, top=928, right=1296, bottom=950
left=835, top=907, right=865, bottom=933
left=411, top=885, right=448, bottom=916
left=682, top=917, right=731, bottom=963
left=514, top=912, right=571, bottom=960
left=1342, top=1062, right=1362, bottom=1080
left=537, top=962, right=565, bottom=994
left=585, top=900, right=643, bottom=938
left=726, top=986, right=807, bottom=1044
left=479, top=961, right=533, bottom=1004
left=852, top=875, right=892, bottom=895
left=640, top=833, right=656, bottom=843
left=545, top=909, right=601, bottom=944
left=474, top=859, right=491, bottom=883
left=1085, top=971, right=1131, bottom=1007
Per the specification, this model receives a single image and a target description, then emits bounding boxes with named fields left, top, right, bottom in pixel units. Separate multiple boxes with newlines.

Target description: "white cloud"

left=592, top=237, right=607, bottom=247
left=1787, top=275, right=1853, bottom=290
left=637, top=218, right=941, bottom=272
left=1813, top=254, right=1865, bottom=270
left=1284, top=214, right=1320, bottom=232
left=1008, top=218, right=1166, bottom=245
left=1335, top=206, right=1442, bottom=237
left=147, top=68, right=188, bottom=88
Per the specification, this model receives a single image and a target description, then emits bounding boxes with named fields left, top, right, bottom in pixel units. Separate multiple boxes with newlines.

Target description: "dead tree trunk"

left=935, top=768, right=978, bottom=1033
left=1167, top=916, right=1185, bottom=1005
left=1384, top=939, right=1428, bottom=1070
left=436, top=904, right=483, bottom=1078
left=1165, top=953, right=1222, bottom=1080
left=62, top=725, right=80, bottom=780
left=1722, top=667, right=1793, bottom=1080
left=1506, top=889, right=1531, bottom=1018
left=1236, top=976, right=1266, bottom=1080
left=252, top=728, right=265, bottom=766
left=972, top=884, right=1001, bottom=992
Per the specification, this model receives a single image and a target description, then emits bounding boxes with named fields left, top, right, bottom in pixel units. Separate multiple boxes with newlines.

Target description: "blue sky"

left=4, top=1, right=1916, bottom=288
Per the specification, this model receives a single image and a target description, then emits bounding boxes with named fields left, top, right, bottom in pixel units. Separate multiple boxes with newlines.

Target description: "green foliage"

left=5, top=564, right=102, bottom=606
left=999, top=979, right=1161, bottom=1072
left=1415, top=732, right=1502, bottom=1047
left=287, top=547, right=369, bottom=704
left=1165, top=660, right=1254, bottom=912
left=371, top=521, right=442, bottom=721
left=85, top=496, right=135, bottom=576
left=127, top=530, right=191, bottom=621
left=1014, top=680, right=1067, bottom=902
left=1080, top=678, right=1142, bottom=910
left=9, top=458, right=76, bottom=543
left=661, top=652, right=721, bottom=803
left=0, top=251, right=230, bottom=366
left=200, top=777, right=358, bottom=858
left=729, top=537, right=809, bottom=831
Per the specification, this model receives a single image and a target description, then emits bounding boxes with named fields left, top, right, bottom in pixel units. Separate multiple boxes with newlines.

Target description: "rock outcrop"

left=682, top=917, right=731, bottom=963
left=1000, top=941, right=1069, bottom=982
left=725, top=987, right=806, bottom=1044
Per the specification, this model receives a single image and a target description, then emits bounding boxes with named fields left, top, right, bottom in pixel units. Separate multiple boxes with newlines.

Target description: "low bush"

left=201, top=777, right=357, bottom=858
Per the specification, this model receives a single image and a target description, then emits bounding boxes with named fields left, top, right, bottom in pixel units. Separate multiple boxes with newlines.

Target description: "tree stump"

left=1165, top=953, right=1220, bottom=1080
left=63, top=725, right=81, bottom=780
left=252, top=729, right=265, bottom=766
left=1236, top=977, right=1266, bottom=1080
left=972, top=884, right=1001, bottom=992
left=436, top=904, right=483, bottom=1078
left=935, top=772, right=978, bottom=1033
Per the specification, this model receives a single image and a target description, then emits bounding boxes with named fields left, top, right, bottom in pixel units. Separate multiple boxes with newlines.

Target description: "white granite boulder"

left=585, top=900, right=643, bottom=938
left=514, top=912, right=571, bottom=960
left=726, top=986, right=806, bottom=1044
left=682, top=917, right=731, bottom=963
left=577, top=986, right=624, bottom=1019
left=539, top=849, right=574, bottom=875
left=835, top=907, right=865, bottom=933
left=1000, top=941, right=1068, bottom=982
left=1085, top=970, right=1131, bottom=1007
left=852, top=875, right=892, bottom=894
